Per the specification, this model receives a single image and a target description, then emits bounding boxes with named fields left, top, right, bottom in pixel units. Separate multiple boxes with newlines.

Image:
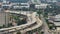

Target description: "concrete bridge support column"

left=20, top=30, right=27, bottom=34
left=12, top=32, right=17, bottom=34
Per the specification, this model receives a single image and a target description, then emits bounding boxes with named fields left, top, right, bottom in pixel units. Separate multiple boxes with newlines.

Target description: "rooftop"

left=6, top=0, right=29, bottom=3
left=54, top=14, right=60, bottom=18
left=54, top=22, right=60, bottom=26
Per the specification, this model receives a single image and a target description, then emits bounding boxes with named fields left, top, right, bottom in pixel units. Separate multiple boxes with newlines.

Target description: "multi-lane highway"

left=40, top=14, right=50, bottom=34
left=0, top=11, right=43, bottom=34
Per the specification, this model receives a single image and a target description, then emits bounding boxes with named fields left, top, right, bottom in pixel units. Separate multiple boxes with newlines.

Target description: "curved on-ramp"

left=0, top=10, right=43, bottom=33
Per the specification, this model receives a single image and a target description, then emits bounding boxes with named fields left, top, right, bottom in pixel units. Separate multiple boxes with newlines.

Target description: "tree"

left=17, top=31, right=21, bottom=34
left=41, top=32, right=44, bottom=34
left=0, top=26, right=2, bottom=29
left=3, top=24, right=6, bottom=28
left=8, top=23, right=13, bottom=27
left=37, top=9, right=42, bottom=16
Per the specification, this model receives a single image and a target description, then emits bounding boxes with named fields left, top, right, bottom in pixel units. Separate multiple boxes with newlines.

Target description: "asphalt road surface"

left=40, top=14, right=50, bottom=34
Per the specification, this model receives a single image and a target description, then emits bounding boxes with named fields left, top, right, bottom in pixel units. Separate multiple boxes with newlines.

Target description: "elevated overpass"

left=0, top=10, right=43, bottom=34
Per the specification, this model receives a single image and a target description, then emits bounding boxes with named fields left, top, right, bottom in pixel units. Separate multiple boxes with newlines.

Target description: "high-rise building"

left=0, top=12, right=9, bottom=26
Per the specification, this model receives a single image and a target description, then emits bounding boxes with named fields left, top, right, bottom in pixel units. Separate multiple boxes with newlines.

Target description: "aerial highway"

left=0, top=10, right=43, bottom=34
left=40, top=14, right=50, bottom=34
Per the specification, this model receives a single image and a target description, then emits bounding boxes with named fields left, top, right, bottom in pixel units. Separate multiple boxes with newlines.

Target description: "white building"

left=20, top=3, right=30, bottom=8
left=48, top=14, right=60, bottom=26
left=54, top=14, right=60, bottom=34
left=2, top=0, right=12, bottom=9
left=35, top=4, right=48, bottom=9
left=13, top=3, right=30, bottom=9
left=48, top=14, right=60, bottom=34
left=0, top=12, right=9, bottom=26
left=54, top=14, right=60, bottom=21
